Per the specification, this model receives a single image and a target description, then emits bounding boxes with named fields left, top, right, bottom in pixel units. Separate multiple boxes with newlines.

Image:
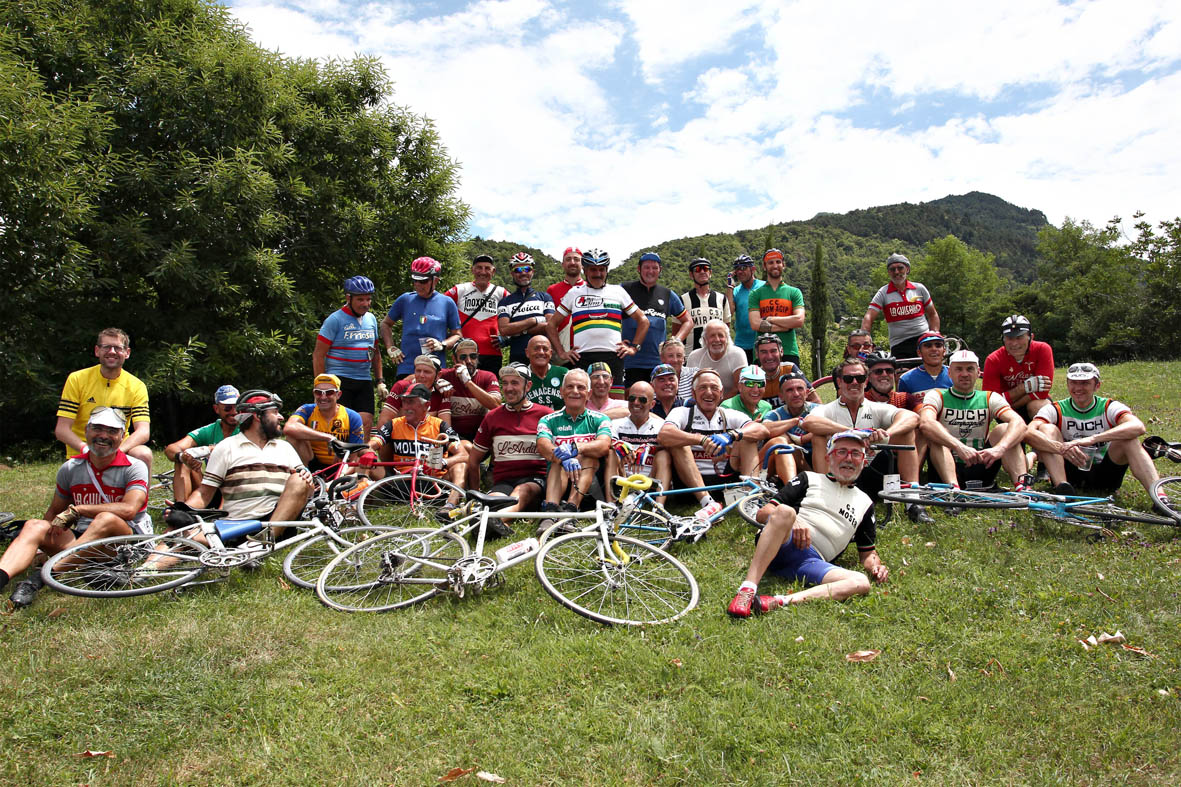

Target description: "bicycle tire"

left=535, top=532, right=699, bottom=626
left=877, top=486, right=1026, bottom=510
left=281, top=525, right=398, bottom=589
left=1067, top=501, right=1179, bottom=528
left=737, top=491, right=777, bottom=529
left=41, top=533, right=208, bottom=598
left=315, top=527, right=470, bottom=612
left=1152, top=477, right=1181, bottom=524
left=355, top=474, right=465, bottom=529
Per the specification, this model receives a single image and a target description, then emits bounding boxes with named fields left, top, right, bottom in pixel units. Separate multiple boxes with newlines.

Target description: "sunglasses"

left=512, top=266, right=533, bottom=274
left=457, top=353, right=479, bottom=361
left=830, top=448, right=867, bottom=460
left=840, top=374, right=868, bottom=384
left=741, top=380, right=765, bottom=388
left=888, top=266, right=907, bottom=273
left=314, top=389, right=340, bottom=397
left=627, top=395, right=649, bottom=404
left=870, top=368, right=894, bottom=375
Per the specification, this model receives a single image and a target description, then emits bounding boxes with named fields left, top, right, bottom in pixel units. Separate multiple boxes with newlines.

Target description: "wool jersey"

left=472, top=403, right=553, bottom=483
left=1033, top=396, right=1132, bottom=461
left=681, top=289, right=731, bottom=354
left=446, top=281, right=509, bottom=355
left=774, top=471, right=876, bottom=563
left=497, top=287, right=554, bottom=362
left=556, top=283, right=638, bottom=353
left=289, top=404, right=364, bottom=464
left=526, top=364, right=568, bottom=410
left=982, top=341, right=1055, bottom=404
left=920, top=388, right=1012, bottom=452
left=747, top=281, right=805, bottom=358
left=546, top=278, right=584, bottom=352
left=439, top=367, right=499, bottom=438
left=373, top=416, right=459, bottom=474
left=664, top=404, right=751, bottom=475
left=868, top=281, right=933, bottom=346
left=611, top=414, right=665, bottom=476
left=317, top=305, right=378, bottom=380
left=537, top=408, right=612, bottom=450
left=55, top=450, right=150, bottom=532
left=898, top=365, right=952, bottom=394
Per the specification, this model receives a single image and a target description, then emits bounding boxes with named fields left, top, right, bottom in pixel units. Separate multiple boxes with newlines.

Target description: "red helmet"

left=410, top=256, right=442, bottom=281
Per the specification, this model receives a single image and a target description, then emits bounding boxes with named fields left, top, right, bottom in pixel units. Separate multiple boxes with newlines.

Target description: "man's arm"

left=672, top=309, right=691, bottom=341
left=459, top=378, right=501, bottom=410
left=575, top=434, right=611, bottom=459
left=1070, top=412, right=1146, bottom=447
left=185, top=482, right=218, bottom=509
left=165, top=435, right=197, bottom=462
left=74, top=487, right=148, bottom=523
left=465, top=444, right=488, bottom=490
left=885, top=408, right=919, bottom=440
left=859, top=549, right=888, bottom=583
left=747, top=307, right=762, bottom=334
left=282, top=419, right=333, bottom=444
left=55, top=416, right=86, bottom=453
left=626, top=309, right=649, bottom=351
left=121, top=419, right=151, bottom=452
left=926, top=303, right=940, bottom=332
left=860, top=308, right=879, bottom=333
left=918, top=402, right=976, bottom=462
left=760, top=306, right=806, bottom=332
left=762, top=417, right=802, bottom=438
left=379, top=315, right=399, bottom=355
left=537, top=435, right=558, bottom=462
left=312, top=340, right=329, bottom=376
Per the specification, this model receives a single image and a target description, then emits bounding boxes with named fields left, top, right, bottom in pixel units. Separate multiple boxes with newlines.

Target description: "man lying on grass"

left=727, top=430, right=888, bottom=617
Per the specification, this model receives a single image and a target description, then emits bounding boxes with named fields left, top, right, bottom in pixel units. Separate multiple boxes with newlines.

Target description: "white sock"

left=739, top=581, right=757, bottom=593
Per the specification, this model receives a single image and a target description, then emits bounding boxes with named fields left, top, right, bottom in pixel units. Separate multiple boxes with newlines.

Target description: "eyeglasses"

left=849, top=342, right=873, bottom=350
left=457, top=353, right=479, bottom=361
left=741, top=380, right=765, bottom=388
left=98, top=344, right=127, bottom=352
left=870, top=368, right=893, bottom=375
left=840, top=374, right=868, bottom=384
left=313, top=389, right=340, bottom=397
left=627, top=395, right=649, bottom=404
left=887, top=266, right=907, bottom=273
left=830, top=448, right=867, bottom=460
left=922, top=342, right=945, bottom=349
left=512, top=266, right=533, bottom=274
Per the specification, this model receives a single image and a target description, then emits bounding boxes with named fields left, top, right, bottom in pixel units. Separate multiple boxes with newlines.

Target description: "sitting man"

left=440, top=339, right=501, bottom=442
left=753, top=333, right=817, bottom=409
left=369, top=384, right=467, bottom=499
left=164, top=385, right=240, bottom=502
left=897, top=331, right=952, bottom=395
left=467, top=364, right=554, bottom=522
left=284, top=374, right=366, bottom=472
left=183, top=391, right=313, bottom=538
left=1024, top=362, right=1166, bottom=505
left=761, top=371, right=821, bottom=484
left=982, top=315, right=1055, bottom=422
left=587, top=361, right=628, bottom=417
left=1, top=407, right=151, bottom=609
left=523, top=335, right=568, bottom=411
left=723, top=365, right=772, bottom=420
left=536, top=369, right=612, bottom=518
left=650, top=363, right=685, bottom=418
left=862, top=352, right=918, bottom=409
left=658, top=369, right=769, bottom=516
left=727, top=430, right=888, bottom=617
left=918, top=351, right=1029, bottom=492
left=606, top=381, right=669, bottom=503
left=378, top=354, right=453, bottom=428
left=802, top=358, right=927, bottom=522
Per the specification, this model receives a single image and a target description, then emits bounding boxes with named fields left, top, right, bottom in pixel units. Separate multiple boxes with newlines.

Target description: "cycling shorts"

left=338, top=377, right=375, bottom=415
left=765, top=541, right=839, bottom=586
left=1065, top=454, right=1129, bottom=494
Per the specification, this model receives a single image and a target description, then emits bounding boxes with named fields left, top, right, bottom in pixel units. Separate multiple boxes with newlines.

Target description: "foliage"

left=810, top=241, right=831, bottom=378
left=0, top=0, right=468, bottom=442
left=909, top=235, right=1005, bottom=353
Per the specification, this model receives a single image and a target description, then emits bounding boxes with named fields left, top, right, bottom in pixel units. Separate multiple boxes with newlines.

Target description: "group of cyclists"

left=0, top=249, right=1174, bottom=617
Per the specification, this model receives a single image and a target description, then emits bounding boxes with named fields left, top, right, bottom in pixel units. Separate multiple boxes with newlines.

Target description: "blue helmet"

left=344, top=275, right=375, bottom=295
left=582, top=248, right=610, bottom=267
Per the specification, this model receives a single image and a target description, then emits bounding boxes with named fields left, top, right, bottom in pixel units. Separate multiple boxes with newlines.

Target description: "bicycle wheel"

left=737, top=491, right=778, bottom=529
left=535, top=533, right=699, bottom=626
left=147, top=471, right=175, bottom=514
left=281, top=525, right=398, bottom=589
left=1066, top=501, right=1179, bottom=529
left=315, top=527, right=469, bottom=612
left=1152, top=477, right=1181, bottom=524
left=877, top=486, right=1026, bottom=509
left=355, top=474, right=465, bottom=529
left=41, top=533, right=208, bottom=598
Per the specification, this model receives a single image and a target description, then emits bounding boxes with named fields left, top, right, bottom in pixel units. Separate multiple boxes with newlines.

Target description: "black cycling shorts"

left=338, top=376, right=375, bottom=415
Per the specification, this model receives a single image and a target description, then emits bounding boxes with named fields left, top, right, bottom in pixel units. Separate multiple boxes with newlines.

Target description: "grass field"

left=1, top=362, right=1179, bottom=785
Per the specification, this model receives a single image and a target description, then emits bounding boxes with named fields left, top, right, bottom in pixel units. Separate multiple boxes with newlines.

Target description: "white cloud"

left=613, top=0, right=766, bottom=83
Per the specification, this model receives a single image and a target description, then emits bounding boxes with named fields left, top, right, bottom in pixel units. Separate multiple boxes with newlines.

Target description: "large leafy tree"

left=0, top=0, right=468, bottom=442
left=909, top=235, right=1004, bottom=353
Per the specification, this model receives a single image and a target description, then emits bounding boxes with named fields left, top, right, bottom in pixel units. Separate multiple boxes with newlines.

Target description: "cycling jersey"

left=773, top=471, right=876, bottom=563
left=760, top=362, right=808, bottom=409
left=203, top=432, right=304, bottom=520
left=526, top=364, right=568, bottom=410
left=731, top=278, right=765, bottom=351
left=546, top=278, right=584, bottom=352
left=664, top=404, right=751, bottom=475
left=537, top=408, right=612, bottom=450
left=621, top=282, right=684, bottom=371
left=439, top=367, right=499, bottom=438
left=473, top=403, right=553, bottom=484
left=747, top=281, right=805, bottom=359
left=446, top=281, right=508, bottom=356
left=681, top=290, right=731, bottom=353
left=385, top=292, right=460, bottom=374
left=868, top=281, right=933, bottom=346
left=1033, top=396, right=1132, bottom=461
left=186, top=421, right=239, bottom=447
left=555, top=283, right=639, bottom=353
left=898, top=365, right=952, bottom=394
left=497, top=287, right=554, bottom=362
left=919, top=388, right=1012, bottom=452
left=289, top=403, right=364, bottom=465
left=317, top=305, right=378, bottom=380
left=982, top=341, right=1055, bottom=404
left=764, top=401, right=821, bottom=443
left=55, top=450, right=150, bottom=533
left=373, top=416, right=459, bottom=473
left=611, top=414, right=664, bottom=476
left=383, top=375, right=451, bottom=418
left=56, top=365, right=150, bottom=456
left=722, top=395, right=771, bottom=420
left=813, top=398, right=899, bottom=431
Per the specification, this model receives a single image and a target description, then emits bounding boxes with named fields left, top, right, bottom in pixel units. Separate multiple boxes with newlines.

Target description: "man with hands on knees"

left=727, top=430, right=888, bottom=618
left=535, top=370, right=613, bottom=521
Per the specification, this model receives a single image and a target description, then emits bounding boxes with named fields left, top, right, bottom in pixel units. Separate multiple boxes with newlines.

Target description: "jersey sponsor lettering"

left=490, top=434, right=543, bottom=461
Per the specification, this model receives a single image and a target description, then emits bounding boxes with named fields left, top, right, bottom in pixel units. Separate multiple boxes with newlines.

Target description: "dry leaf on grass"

left=669, top=658, right=682, bottom=668
left=1122, top=645, right=1155, bottom=658
left=48, top=607, right=67, bottom=618
left=439, top=767, right=475, bottom=782
left=477, top=773, right=506, bottom=784
left=1097, top=631, right=1125, bottom=644
left=74, top=750, right=113, bottom=758
left=1086, top=635, right=1098, bottom=647
left=947, top=664, right=956, bottom=682
left=795, top=636, right=805, bottom=643
left=845, top=650, right=880, bottom=663
left=278, top=577, right=291, bottom=591
left=1079, top=639, right=1091, bottom=651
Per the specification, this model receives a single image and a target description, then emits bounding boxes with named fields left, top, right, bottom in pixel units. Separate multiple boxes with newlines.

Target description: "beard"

left=260, top=414, right=283, bottom=441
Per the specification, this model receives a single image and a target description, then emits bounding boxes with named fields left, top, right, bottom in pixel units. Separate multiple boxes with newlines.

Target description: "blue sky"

left=227, top=0, right=1181, bottom=260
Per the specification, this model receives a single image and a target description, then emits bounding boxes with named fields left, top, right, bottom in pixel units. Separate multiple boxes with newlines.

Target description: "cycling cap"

left=638, top=251, right=661, bottom=264
left=472, top=254, right=494, bottom=264
left=1001, top=314, right=1032, bottom=336
left=235, top=390, right=283, bottom=422
left=738, top=365, right=766, bottom=384
left=948, top=350, right=979, bottom=365
left=732, top=254, right=755, bottom=268
left=410, top=256, right=442, bottom=280
left=688, top=258, right=711, bottom=272
left=1066, top=362, right=1100, bottom=381
left=499, top=363, right=529, bottom=381
left=763, top=248, right=784, bottom=262
left=886, top=253, right=910, bottom=269
left=214, top=385, right=240, bottom=404
left=414, top=354, right=442, bottom=370
left=454, top=338, right=478, bottom=353
left=651, top=363, right=677, bottom=379
left=827, top=430, right=870, bottom=452
left=917, top=331, right=945, bottom=347
left=582, top=248, right=610, bottom=267
left=87, top=406, right=127, bottom=430
left=563, top=246, right=582, bottom=260
left=313, top=373, right=342, bottom=389
left=344, top=275, right=375, bottom=295
left=863, top=352, right=897, bottom=369
left=587, top=361, right=613, bottom=377
left=509, top=251, right=534, bottom=267
left=779, top=370, right=809, bottom=386
left=403, top=383, right=434, bottom=401
left=754, top=333, right=782, bottom=349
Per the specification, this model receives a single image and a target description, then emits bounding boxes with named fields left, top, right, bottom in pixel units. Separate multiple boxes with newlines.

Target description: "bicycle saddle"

left=464, top=491, right=519, bottom=510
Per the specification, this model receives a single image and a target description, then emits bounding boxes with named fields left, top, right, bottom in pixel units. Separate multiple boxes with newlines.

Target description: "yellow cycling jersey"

left=290, top=403, right=364, bottom=464
left=56, top=365, right=150, bottom=456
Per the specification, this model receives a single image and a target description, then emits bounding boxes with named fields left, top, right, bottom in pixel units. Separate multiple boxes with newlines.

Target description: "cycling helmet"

left=582, top=248, right=610, bottom=267
left=410, top=256, right=442, bottom=281
left=638, top=251, right=661, bottom=264
left=343, top=275, right=375, bottom=295
left=1000, top=314, right=1032, bottom=336
left=733, top=254, right=755, bottom=268
left=763, top=248, right=784, bottom=262
left=754, top=332, right=782, bottom=349
left=235, top=389, right=283, bottom=424
left=886, top=253, right=910, bottom=270
left=738, top=365, right=767, bottom=384
left=509, top=251, right=534, bottom=267
left=863, top=351, right=897, bottom=369
left=688, top=258, right=711, bottom=272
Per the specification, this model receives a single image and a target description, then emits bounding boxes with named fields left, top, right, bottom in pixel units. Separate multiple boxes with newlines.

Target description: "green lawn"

left=2, top=362, right=1179, bottom=785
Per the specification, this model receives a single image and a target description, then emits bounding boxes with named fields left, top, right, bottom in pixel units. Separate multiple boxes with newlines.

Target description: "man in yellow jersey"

left=55, top=328, right=151, bottom=470
left=284, top=374, right=367, bottom=472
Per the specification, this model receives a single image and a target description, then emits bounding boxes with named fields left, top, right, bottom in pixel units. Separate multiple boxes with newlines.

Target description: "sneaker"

left=1051, top=482, right=1076, bottom=497
left=559, top=501, right=578, bottom=514
left=906, top=504, right=934, bottom=525
left=9, top=572, right=44, bottom=609
left=696, top=500, right=723, bottom=521
left=755, top=594, right=785, bottom=613
left=944, top=506, right=963, bottom=517
left=534, top=502, right=560, bottom=539
left=486, top=518, right=514, bottom=540
left=1013, top=473, right=1036, bottom=493
left=1035, top=462, right=1050, bottom=482
left=727, top=588, right=757, bottom=618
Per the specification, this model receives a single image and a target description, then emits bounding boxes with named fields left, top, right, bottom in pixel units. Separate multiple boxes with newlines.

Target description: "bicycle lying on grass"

left=316, top=488, right=700, bottom=626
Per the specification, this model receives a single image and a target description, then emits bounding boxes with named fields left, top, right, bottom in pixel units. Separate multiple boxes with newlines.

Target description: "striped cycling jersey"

left=1033, top=396, right=1131, bottom=461
left=317, top=306, right=378, bottom=380
left=56, top=365, right=150, bottom=456
left=556, top=283, right=638, bottom=353
left=920, top=388, right=1012, bottom=453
